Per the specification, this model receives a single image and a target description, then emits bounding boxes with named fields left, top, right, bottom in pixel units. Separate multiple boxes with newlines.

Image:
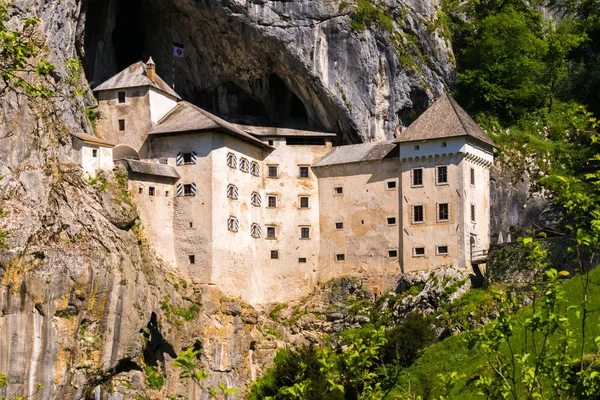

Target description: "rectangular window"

left=92, top=149, right=98, bottom=158
left=138, top=187, right=143, bottom=194
left=183, top=184, right=194, bottom=196
left=388, top=250, right=398, bottom=258
left=227, top=184, right=239, bottom=200
left=251, top=223, right=261, bottom=238
left=266, top=226, right=276, bottom=239
left=386, top=180, right=397, bottom=190
left=226, top=152, right=237, bottom=169
left=165, top=191, right=169, bottom=197
left=250, top=162, right=260, bottom=177
left=333, top=186, right=343, bottom=195
left=227, top=216, right=239, bottom=232
left=437, top=203, right=450, bottom=222
left=118, top=119, right=125, bottom=131
left=436, top=246, right=449, bottom=255
left=267, top=195, right=277, bottom=208
left=335, top=222, right=344, bottom=230
left=271, top=250, right=279, bottom=259
left=299, top=196, right=309, bottom=209
left=413, top=247, right=426, bottom=257
left=412, top=205, right=424, bottom=223
left=299, top=166, right=309, bottom=178
left=470, top=168, right=475, bottom=186
left=471, top=204, right=476, bottom=223
left=148, top=187, right=155, bottom=196
left=412, top=168, right=423, bottom=187
left=118, top=91, right=126, bottom=104
left=268, top=165, right=278, bottom=178
left=189, top=222, right=193, bottom=228
left=268, top=140, right=274, bottom=146
left=183, top=153, right=195, bottom=165
left=188, top=255, right=195, bottom=264
left=336, top=254, right=345, bottom=261
left=386, top=216, right=397, bottom=225
left=300, top=227, right=310, bottom=239
left=159, top=158, right=168, bottom=165
left=436, top=166, right=448, bottom=184
left=240, top=158, right=249, bottom=173
left=441, top=142, right=447, bottom=148
left=414, top=145, right=420, bottom=150
left=298, top=257, right=307, bottom=263
left=251, top=192, right=261, bottom=207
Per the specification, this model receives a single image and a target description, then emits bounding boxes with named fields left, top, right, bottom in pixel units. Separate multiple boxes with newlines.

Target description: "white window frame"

left=386, top=180, right=398, bottom=190
left=267, top=195, right=277, bottom=208
left=437, top=203, right=450, bottom=222
left=333, top=186, right=343, bottom=196
left=266, top=226, right=277, bottom=239
left=436, top=165, right=449, bottom=185
left=227, top=216, right=239, bottom=232
left=299, top=165, right=310, bottom=179
left=411, top=168, right=424, bottom=187
left=436, top=245, right=449, bottom=256
left=335, top=221, right=344, bottom=230
left=336, top=253, right=345, bottom=262
left=227, top=184, right=239, bottom=200
left=299, top=196, right=310, bottom=209
left=227, top=152, right=237, bottom=169
left=386, top=216, right=397, bottom=226
left=299, top=226, right=310, bottom=240
left=267, top=164, right=279, bottom=178
left=413, top=247, right=426, bottom=257
left=412, top=204, right=425, bottom=224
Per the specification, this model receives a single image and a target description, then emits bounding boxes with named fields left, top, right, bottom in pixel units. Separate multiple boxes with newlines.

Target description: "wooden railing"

left=471, top=248, right=489, bottom=263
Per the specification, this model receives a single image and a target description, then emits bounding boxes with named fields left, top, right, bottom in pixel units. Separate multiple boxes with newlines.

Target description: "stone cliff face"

left=80, top=0, right=454, bottom=142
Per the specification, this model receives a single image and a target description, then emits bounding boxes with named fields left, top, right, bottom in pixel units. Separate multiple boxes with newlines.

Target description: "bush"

left=381, top=313, right=436, bottom=367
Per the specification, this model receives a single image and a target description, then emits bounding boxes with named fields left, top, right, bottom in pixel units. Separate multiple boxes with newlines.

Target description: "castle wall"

left=148, top=88, right=178, bottom=124
left=95, top=87, right=153, bottom=154
left=315, top=159, right=401, bottom=286
left=71, top=138, right=113, bottom=177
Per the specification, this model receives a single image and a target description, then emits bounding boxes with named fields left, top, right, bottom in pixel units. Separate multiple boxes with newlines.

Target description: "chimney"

left=146, top=56, right=156, bottom=83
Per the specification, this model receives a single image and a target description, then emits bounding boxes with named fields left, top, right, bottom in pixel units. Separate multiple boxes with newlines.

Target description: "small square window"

left=298, top=257, right=307, bottom=263
left=437, top=203, right=450, bottom=222
left=336, top=254, right=345, bottom=261
left=386, top=180, right=397, bottom=190
left=388, top=250, right=398, bottom=258
left=413, top=247, right=426, bottom=257
left=118, top=91, right=126, bottom=103
left=183, top=184, right=194, bottom=196
left=333, top=187, right=343, bottom=195
left=271, top=250, right=279, bottom=259
left=412, top=205, right=424, bottom=224
left=299, top=196, right=309, bottom=209
left=300, top=227, right=310, bottom=239
left=436, top=246, right=449, bottom=255
left=436, top=166, right=448, bottom=184
left=386, top=217, right=397, bottom=225
left=414, top=145, right=420, bottom=150
left=299, top=166, right=309, bottom=178
left=266, top=226, right=276, bottom=239
left=335, top=222, right=344, bottom=230
left=412, top=168, right=423, bottom=187
left=138, top=187, right=143, bottom=194
left=441, top=142, right=447, bottom=148
left=268, top=140, right=274, bottom=146
left=149, top=187, right=155, bottom=196
left=471, top=204, right=476, bottom=223
left=188, top=255, right=195, bottom=264
left=92, top=149, right=98, bottom=158
left=268, top=165, right=278, bottom=178
left=118, top=119, right=125, bottom=131
left=183, top=153, right=194, bottom=164
left=470, top=168, right=475, bottom=186
left=267, top=195, right=277, bottom=208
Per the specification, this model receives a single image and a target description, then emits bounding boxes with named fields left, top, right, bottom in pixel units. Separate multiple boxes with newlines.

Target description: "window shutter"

left=191, top=182, right=197, bottom=195
left=191, top=151, right=197, bottom=164
left=176, top=183, right=183, bottom=197
left=176, top=152, right=183, bottom=166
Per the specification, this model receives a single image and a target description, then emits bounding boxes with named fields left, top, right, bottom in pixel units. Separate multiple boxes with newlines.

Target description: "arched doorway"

left=113, top=144, right=140, bottom=160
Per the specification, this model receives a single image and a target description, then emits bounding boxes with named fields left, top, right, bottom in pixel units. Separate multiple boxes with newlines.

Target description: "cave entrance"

left=112, top=0, right=146, bottom=71
left=268, top=74, right=308, bottom=125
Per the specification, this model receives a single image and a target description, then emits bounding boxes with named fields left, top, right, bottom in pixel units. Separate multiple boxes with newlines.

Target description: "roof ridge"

left=446, top=94, right=470, bottom=137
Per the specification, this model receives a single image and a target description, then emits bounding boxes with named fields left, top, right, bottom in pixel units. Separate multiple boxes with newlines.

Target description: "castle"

left=72, top=58, right=495, bottom=305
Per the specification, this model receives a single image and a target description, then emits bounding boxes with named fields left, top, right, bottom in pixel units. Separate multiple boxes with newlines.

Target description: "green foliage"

left=0, top=1, right=55, bottom=98
left=338, top=1, right=349, bottom=13
left=160, top=295, right=200, bottom=324
left=350, top=0, right=393, bottom=33
left=144, top=365, right=165, bottom=390
left=381, top=313, right=436, bottom=368
left=269, top=303, right=287, bottom=320
left=86, top=107, right=99, bottom=133
left=174, top=347, right=208, bottom=383
left=65, top=57, right=86, bottom=97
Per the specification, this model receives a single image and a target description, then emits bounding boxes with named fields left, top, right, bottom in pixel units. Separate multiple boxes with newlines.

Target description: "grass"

left=397, top=266, right=600, bottom=398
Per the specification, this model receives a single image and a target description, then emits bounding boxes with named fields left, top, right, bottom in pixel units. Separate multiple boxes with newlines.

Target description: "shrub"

left=381, top=313, right=436, bottom=367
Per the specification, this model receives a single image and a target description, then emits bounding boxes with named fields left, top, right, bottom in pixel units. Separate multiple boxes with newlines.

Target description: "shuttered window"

left=227, top=216, right=239, bottom=232
left=227, top=184, right=239, bottom=200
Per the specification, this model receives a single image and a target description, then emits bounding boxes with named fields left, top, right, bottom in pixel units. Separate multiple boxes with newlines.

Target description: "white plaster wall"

left=462, top=155, right=492, bottom=260
left=148, top=88, right=178, bottom=125
left=400, top=155, right=466, bottom=272
left=399, top=137, right=465, bottom=160
left=316, top=159, right=401, bottom=286
left=99, top=146, right=114, bottom=171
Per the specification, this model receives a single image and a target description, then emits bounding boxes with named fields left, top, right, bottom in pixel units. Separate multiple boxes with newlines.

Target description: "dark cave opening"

left=267, top=73, right=309, bottom=124
left=111, top=0, right=146, bottom=71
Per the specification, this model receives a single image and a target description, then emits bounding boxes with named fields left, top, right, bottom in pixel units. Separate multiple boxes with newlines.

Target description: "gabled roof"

left=93, top=61, right=181, bottom=100
left=238, top=125, right=337, bottom=138
left=149, top=101, right=271, bottom=149
left=126, top=160, right=180, bottom=179
left=394, top=94, right=495, bottom=147
left=70, top=132, right=116, bottom=147
left=312, top=141, right=397, bottom=167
